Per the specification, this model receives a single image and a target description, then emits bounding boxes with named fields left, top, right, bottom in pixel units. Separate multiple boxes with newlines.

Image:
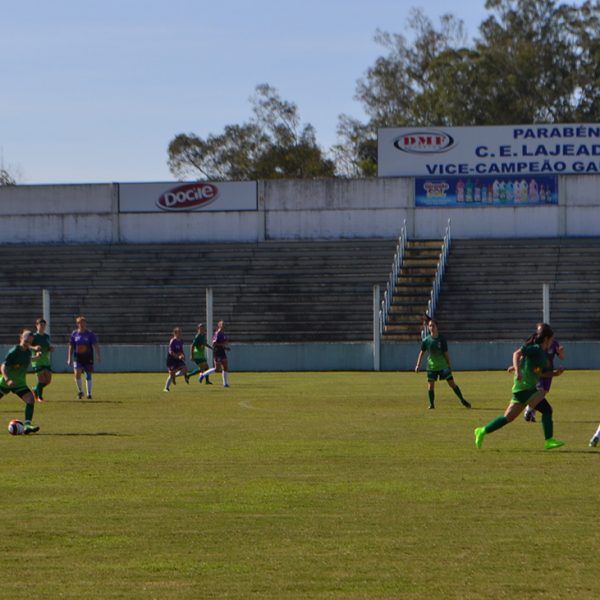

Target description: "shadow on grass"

left=41, top=432, right=125, bottom=437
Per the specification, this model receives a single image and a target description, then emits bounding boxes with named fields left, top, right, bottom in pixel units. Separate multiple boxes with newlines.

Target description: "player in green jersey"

left=0, top=330, right=40, bottom=433
left=31, top=317, right=54, bottom=402
left=185, top=324, right=213, bottom=385
left=415, top=318, right=470, bottom=410
left=475, top=323, right=565, bottom=450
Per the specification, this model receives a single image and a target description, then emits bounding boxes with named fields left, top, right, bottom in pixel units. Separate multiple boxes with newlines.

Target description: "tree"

left=336, top=0, right=600, bottom=175
left=0, top=168, right=16, bottom=186
left=168, top=84, right=334, bottom=180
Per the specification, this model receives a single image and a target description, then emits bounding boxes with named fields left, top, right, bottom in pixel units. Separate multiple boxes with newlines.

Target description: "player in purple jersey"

left=199, top=320, right=230, bottom=387
left=523, top=323, right=564, bottom=423
left=67, top=316, right=101, bottom=400
left=164, top=327, right=188, bottom=392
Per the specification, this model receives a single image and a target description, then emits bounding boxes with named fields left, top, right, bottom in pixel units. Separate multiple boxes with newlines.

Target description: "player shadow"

left=41, top=432, right=125, bottom=436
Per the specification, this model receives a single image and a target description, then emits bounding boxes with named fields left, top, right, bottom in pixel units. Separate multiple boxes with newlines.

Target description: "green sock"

left=541, top=412, right=553, bottom=440
left=428, top=390, right=435, bottom=407
left=485, top=415, right=508, bottom=434
left=188, top=368, right=200, bottom=376
left=25, top=402, right=34, bottom=423
left=35, top=382, right=45, bottom=398
left=452, top=385, right=465, bottom=401
left=205, top=375, right=210, bottom=384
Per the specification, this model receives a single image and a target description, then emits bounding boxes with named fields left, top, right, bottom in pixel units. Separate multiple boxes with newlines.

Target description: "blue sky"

left=1, top=0, right=490, bottom=184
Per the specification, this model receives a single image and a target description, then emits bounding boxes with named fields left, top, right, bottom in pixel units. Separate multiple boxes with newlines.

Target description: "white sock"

left=75, top=378, right=83, bottom=393
left=86, top=378, right=93, bottom=396
left=165, top=376, right=172, bottom=390
left=222, top=371, right=228, bottom=386
left=594, top=424, right=600, bottom=438
left=202, top=368, right=216, bottom=377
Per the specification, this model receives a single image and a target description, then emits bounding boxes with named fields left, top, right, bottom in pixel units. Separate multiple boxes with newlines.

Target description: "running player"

left=523, top=324, right=564, bottom=422
left=164, top=327, right=188, bottom=392
left=0, top=330, right=40, bottom=433
left=199, top=320, right=230, bottom=388
left=186, top=323, right=212, bottom=385
left=31, top=317, right=54, bottom=402
left=67, top=316, right=101, bottom=399
left=474, top=323, right=565, bottom=450
left=415, top=317, right=470, bottom=409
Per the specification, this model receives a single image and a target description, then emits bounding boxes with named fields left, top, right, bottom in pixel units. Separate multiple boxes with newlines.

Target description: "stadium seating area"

left=434, top=238, right=600, bottom=340
left=0, top=240, right=396, bottom=345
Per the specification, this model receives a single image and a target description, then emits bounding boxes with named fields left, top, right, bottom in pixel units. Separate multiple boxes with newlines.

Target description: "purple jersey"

left=70, top=329, right=98, bottom=364
left=212, top=329, right=228, bottom=359
left=538, top=339, right=562, bottom=392
left=169, top=338, right=184, bottom=357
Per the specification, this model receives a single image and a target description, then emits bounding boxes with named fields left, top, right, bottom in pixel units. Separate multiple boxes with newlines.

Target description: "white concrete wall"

left=0, top=184, right=116, bottom=243
left=2, top=175, right=600, bottom=243
left=263, top=178, right=412, bottom=239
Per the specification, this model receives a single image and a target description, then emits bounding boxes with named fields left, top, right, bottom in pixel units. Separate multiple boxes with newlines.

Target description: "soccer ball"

left=8, top=419, right=24, bottom=435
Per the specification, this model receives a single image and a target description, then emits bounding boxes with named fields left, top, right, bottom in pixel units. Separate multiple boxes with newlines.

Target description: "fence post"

left=373, top=285, right=380, bottom=372
left=543, top=283, right=550, bottom=324
left=42, top=289, right=51, bottom=335
left=206, top=287, right=213, bottom=365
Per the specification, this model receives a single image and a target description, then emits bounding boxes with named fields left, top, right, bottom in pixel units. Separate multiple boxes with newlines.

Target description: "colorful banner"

left=379, top=124, right=600, bottom=177
left=415, top=175, right=558, bottom=207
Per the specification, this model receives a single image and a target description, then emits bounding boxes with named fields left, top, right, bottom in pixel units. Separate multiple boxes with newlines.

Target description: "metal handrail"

left=423, top=218, right=451, bottom=338
left=379, top=219, right=407, bottom=334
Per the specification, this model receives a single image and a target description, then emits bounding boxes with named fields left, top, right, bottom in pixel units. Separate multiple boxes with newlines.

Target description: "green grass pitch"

left=1, top=371, right=599, bottom=599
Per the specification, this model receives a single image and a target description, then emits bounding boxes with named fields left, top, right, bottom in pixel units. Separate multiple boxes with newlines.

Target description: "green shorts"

left=427, top=368, right=453, bottom=382
left=0, top=383, right=30, bottom=399
left=32, top=365, right=52, bottom=374
left=511, top=388, right=541, bottom=404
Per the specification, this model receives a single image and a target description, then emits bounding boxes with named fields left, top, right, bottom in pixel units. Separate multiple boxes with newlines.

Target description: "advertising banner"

left=119, top=181, right=257, bottom=212
left=415, top=175, right=558, bottom=207
left=379, top=124, right=600, bottom=177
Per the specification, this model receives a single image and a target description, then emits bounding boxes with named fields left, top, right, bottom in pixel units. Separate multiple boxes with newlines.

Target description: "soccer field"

left=1, top=371, right=598, bottom=599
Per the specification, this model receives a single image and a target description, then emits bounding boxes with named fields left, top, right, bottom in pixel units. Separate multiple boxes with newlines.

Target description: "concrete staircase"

left=382, top=239, right=442, bottom=341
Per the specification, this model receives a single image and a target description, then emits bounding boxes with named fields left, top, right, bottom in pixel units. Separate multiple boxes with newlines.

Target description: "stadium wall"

left=6, top=341, right=598, bottom=373
left=2, top=175, right=600, bottom=242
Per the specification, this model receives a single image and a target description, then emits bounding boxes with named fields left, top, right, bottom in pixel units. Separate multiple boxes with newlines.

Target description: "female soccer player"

left=415, top=317, right=470, bottom=409
left=31, top=317, right=54, bottom=402
left=164, top=327, right=188, bottom=392
left=475, top=323, right=565, bottom=450
left=523, top=323, right=565, bottom=422
left=0, top=330, right=40, bottom=433
left=67, top=316, right=101, bottom=399
left=186, top=323, right=212, bottom=385
left=199, top=320, right=230, bottom=388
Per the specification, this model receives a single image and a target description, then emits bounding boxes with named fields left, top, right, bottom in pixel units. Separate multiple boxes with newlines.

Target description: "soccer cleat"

left=87, top=395, right=92, bottom=400
left=205, top=380, right=212, bottom=385
left=461, top=399, right=472, bottom=409
left=544, top=438, right=565, bottom=450
left=77, top=392, right=84, bottom=400
left=474, top=427, right=486, bottom=449
left=524, top=409, right=536, bottom=423
left=589, top=436, right=598, bottom=448
left=163, top=388, right=169, bottom=393
left=428, top=404, right=435, bottom=409
left=23, top=424, right=40, bottom=434
left=224, top=384, right=230, bottom=388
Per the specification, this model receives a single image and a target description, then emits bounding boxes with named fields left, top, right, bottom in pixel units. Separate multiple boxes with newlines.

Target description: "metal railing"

left=379, top=219, right=407, bottom=335
left=423, top=218, right=451, bottom=338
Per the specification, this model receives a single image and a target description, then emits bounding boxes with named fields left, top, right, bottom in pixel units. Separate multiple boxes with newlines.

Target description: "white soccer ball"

left=8, top=419, right=24, bottom=435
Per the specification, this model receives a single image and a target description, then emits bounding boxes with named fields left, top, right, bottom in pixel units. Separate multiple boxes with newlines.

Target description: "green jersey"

left=421, top=335, right=449, bottom=371
left=191, top=333, right=207, bottom=360
left=512, top=344, right=547, bottom=393
left=31, top=332, right=51, bottom=369
left=0, top=344, right=32, bottom=389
